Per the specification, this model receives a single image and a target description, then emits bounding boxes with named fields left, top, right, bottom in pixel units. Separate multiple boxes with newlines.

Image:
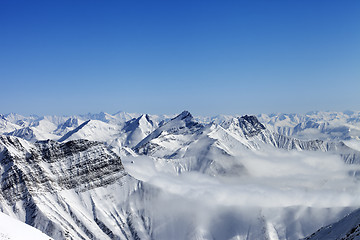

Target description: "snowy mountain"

left=3, top=115, right=79, bottom=142
left=0, top=135, right=150, bottom=239
left=53, top=117, right=83, bottom=136
left=0, top=115, right=20, bottom=134
left=258, top=111, right=360, bottom=145
left=57, top=114, right=159, bottom=157
left=121, top=114, right=159, bottom=148
left=57, top=119, right=119, bottom=143
left=80, top=111, right=140, bottom=125
left=135, top=111, right=360, bottom=176
left=1, top=110, right=360, bottom=240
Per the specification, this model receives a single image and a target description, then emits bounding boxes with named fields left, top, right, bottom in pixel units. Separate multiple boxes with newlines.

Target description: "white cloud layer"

left=124, top=150, right=360, bottom=208
left=122, top=149, right=360, bottom=239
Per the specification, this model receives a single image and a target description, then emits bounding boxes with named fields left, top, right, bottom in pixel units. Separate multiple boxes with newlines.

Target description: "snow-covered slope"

left=0, top=135, right=152, bottom=240
left=0, top=212, right=53, bottom=240
left=121, top=114, right=158, bottom=148
left=304, top=208, right=360, bottom=240
left=58, top=119, right=119, bottom=142
left=0, top=115, right=20, bottom=135
left=52, top=117, right=84, bottom=136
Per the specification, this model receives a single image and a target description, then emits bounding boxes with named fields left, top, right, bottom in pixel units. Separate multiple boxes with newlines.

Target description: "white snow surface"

left=0, top=212, right=52, bottom=240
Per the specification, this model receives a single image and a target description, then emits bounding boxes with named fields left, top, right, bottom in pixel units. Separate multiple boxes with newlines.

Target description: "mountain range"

left=1, top=110, right=360, bottom=239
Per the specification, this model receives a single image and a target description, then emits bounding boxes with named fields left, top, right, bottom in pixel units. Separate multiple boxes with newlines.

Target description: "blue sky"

left=1, top=0, right=359, bottom=116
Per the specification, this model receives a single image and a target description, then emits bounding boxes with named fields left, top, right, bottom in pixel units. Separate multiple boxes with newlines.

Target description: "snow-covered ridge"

left=1, top=110, right=359, bottom=143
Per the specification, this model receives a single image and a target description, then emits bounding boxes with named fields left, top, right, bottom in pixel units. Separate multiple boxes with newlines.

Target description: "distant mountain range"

left=1, top=110, right=360, bottom=239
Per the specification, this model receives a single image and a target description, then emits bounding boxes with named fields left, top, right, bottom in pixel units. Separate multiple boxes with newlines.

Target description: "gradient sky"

left=1, top=0, right=359, bottom=116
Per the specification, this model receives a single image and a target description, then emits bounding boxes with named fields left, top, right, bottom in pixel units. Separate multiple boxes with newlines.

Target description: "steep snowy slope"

left=0, top=135, right=152, bottom=240
left=0, top=115, right=20, bottom=135
left=120, top=114, right=158, bottom=148
left=0, top=212, right=53, bottom=240
left=304, top=208, right=360, bottom=240
left=58, top=119, right=120, bottom=142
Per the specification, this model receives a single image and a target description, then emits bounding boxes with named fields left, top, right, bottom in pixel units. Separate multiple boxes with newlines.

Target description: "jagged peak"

left=220, top=115, right=266, bottom=137
left=7, top=126, right=35, bottom=140
left=239, top=115, right=266, bottom=130
left=124, top=114, right=153, bottom=129
left=139, top=113, right=151, bottom=122
left=167, top=111, right=202, bottom=130
left=63, top=117, right=79, bottom=127
left=172, top=111, right=193, bottom=121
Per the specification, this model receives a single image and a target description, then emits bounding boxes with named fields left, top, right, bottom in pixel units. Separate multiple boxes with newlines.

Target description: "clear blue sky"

left=1, top=0, right=359, bottom=116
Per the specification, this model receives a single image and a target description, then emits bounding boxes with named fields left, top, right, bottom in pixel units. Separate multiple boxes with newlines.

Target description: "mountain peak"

left=239, top=115, right=265, bottom=129
left=139, top=113, right=152, bottom=123
left=172, top=111, right=193, bottom=121
left=220, top=115, right=265, bottom=137
left=238, top=115, right=266, bottom=135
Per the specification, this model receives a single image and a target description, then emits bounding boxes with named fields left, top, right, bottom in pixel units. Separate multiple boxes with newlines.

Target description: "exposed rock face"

left=0, top=136, right=126, bottom=199
left=0, top=135, right=150, bottom=240
left=220, top=115, right=266, bottom=138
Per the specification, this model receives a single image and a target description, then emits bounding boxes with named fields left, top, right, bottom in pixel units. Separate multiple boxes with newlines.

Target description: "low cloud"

left=123, top=150, right=360, bottom=208
left=122, top=149, right=360, bottom=239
